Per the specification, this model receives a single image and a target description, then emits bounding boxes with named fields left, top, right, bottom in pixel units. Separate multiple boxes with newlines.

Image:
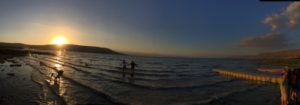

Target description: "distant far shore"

left=0, top=42, right=122, bottom=55
left=0, top=49, right=54, bottom=63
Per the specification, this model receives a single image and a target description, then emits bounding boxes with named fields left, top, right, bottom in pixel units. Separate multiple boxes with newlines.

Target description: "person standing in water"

left=290, top=69, right=298, bottom=101
left=130, top=60, right=138, bottom=77
left=257, top=66, right=300, bottom=105
left=56, top=70, right=64, bottom=81
left=122, top=60, right=127, bottom=77
left=279, top=66, right=289, bottom=105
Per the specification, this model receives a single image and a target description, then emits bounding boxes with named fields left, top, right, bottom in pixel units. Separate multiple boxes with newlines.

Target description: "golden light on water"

left=51, top=36, right=68, bottom=46
left=54, top=63, right=63, bottom=70
left=54, top=64, right=62, bottom=68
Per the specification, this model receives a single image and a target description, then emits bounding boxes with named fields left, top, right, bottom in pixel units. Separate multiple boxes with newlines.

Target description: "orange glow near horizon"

left=51, top=36, right=68, bottom=46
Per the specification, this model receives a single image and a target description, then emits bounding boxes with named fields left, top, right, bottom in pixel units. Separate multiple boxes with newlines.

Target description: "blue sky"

left=0, top=0, right=297, bottom=57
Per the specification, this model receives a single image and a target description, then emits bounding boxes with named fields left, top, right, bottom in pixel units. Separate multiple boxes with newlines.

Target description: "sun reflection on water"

left=57, top=50, right=63, bottom=56
left=54, top=63, right=62, bottom=69
left=55, top=56, right=61, bottom=60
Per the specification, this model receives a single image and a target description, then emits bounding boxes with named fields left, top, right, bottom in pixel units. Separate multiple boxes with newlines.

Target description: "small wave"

left=33, top=57, right=230, bottom=90
left=46, top=56, right=178, bottom=74
left=28, top=60, right=125, bottom=105
left=174, top=64, right=189, bottom=67
left=43, top=57, right=177, bottom=77
left=145, top=62, right=163, bottom=65
left=202, top=85, right=262, bottom=105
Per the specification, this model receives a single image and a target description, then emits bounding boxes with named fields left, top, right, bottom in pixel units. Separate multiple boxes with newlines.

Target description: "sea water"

left=17, top=51, right=284, bottom=105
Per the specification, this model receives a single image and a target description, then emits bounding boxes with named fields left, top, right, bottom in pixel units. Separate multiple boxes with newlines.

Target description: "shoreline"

left=0, top=49, right=61, bottom=105
left=1, top=50, right=298, bottom=105
left=0, top=57, right=64, bottom=105
left=0, top=52, right=124, bottom=105
left=0, top=49, right=54, bottom=63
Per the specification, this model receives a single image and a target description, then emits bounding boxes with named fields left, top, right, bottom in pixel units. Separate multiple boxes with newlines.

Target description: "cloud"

left=237, top=2, right=299, bottom=50
left=284, top=2, right=300, bottom=29
left=263, top=2, right=300, bottom=30
left=239, top=32, right=291, bottom=49
left=263, top=14, right=285, bottom=31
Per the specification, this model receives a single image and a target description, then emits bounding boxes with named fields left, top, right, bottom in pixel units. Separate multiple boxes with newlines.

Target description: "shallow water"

left=7, top=51, right=289, bottom=105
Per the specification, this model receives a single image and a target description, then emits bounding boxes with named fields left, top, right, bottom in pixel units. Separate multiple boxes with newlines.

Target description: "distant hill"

left=0, top=42, right=121, bottom=55
left=256, top=49, right=300, bottom=59
left=230, top=49, right=300, bottom=59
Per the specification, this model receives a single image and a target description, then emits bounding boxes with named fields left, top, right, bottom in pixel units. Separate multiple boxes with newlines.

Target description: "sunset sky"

left=0, top=0, right=299, bottom=57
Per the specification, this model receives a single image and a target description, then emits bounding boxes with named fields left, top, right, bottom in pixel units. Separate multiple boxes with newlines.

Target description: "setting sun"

left=51, top=36, right=68, bottom=46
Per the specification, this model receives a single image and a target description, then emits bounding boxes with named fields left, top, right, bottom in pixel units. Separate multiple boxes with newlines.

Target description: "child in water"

left=55, top=70, right=64, bottom=81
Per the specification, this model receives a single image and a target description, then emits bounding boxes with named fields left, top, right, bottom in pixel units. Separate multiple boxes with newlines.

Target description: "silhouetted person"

left=56, top=70, right=64, bottom=81
left=257, top=66, right=300, bottom=105
left=130, top=61, right=137, bottom=77
left=122, top=60, right=127, bottom=77
left=279, top=67, right=289, bottom=105
left=290, top=69, right=297, bottom=101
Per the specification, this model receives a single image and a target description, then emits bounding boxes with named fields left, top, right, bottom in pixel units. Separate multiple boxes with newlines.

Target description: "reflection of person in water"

left=121, top=60, right=127, bottom=77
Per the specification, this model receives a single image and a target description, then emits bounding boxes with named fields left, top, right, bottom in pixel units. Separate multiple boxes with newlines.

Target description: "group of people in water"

left=122, top=60, right=138, bottom=77
left=40, top=59, right=138, bottom=83
left=258, top=66, right=300, bottom=105
left=40, top=57, right=299, bottom=105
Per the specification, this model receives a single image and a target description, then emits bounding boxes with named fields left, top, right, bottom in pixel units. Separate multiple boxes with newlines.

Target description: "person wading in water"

left=56, top=70, right=64, bottom=81
left=257, top=66, right=300, bottom=105
left=130, top=60, right=138, bottom=77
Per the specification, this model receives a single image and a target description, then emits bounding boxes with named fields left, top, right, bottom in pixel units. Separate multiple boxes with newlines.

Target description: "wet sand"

left=0, top=49, right=63, bottom=105
left=0, top=55, right=121, bottom=105
left=0, top=58, right=60, bottom=105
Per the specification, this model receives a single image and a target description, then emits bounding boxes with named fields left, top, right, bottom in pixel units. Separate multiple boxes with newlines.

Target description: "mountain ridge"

left=231, top=49, right=300, bottom=59
left=0, top=42, right=122, bottom=55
